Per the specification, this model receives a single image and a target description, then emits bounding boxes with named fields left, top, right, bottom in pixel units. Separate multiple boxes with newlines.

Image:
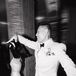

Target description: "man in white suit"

left=6, top=24, right=76, bottom=76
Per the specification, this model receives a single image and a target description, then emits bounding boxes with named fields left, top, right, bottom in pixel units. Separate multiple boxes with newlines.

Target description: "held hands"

left=1, top=34, right=18, bottom=44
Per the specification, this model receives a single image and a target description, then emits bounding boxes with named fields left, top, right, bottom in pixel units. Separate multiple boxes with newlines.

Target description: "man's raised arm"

left=3, top=35, right=36, bottom=50
left=17, top=35, right=36, bottom=50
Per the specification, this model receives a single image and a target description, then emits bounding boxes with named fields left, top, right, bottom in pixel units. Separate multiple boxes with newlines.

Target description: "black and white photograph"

left=0, top=0, right=76, bottom=76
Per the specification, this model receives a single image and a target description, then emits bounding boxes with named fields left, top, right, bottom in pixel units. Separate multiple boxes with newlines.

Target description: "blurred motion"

left=0, top=0, right=76, bottom=76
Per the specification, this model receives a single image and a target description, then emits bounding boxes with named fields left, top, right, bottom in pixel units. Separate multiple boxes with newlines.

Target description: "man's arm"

left=54, top=43, right=76, bottom=76
left=17, top=35, right=36, bottom=50
left=4, top=35, right=36, bottom=50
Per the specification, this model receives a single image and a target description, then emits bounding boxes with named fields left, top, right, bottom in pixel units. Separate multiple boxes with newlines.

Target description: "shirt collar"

left=37, top=38, right=54, bottom=46
left=44, top=38, right=54, bottom=46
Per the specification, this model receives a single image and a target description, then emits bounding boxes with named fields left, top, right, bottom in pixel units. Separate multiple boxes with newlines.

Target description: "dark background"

left=0, top=0, right=76, bottom=76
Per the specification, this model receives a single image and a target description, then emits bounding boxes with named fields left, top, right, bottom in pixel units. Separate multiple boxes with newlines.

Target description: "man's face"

left=36, top=26, right=49, bottom=43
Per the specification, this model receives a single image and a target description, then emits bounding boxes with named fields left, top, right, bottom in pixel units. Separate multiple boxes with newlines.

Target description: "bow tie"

left=40, top=43, right=44, bottom=47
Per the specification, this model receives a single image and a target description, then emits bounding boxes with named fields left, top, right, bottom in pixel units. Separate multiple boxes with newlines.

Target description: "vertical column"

left=6, top=0, right=24, bottom=39
left=23, top=0, right=35, bottom=39
left=22, top=0, right=35, bottom=76
left=6, top=0, right=24, bottom=76
left=6, top=0, right=35, bottom=76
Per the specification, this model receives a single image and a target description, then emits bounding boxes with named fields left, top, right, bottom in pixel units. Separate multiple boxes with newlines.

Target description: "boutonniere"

left=46, top=48, right=55, bottom=56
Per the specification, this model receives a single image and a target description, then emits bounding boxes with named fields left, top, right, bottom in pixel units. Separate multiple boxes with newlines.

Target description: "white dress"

left=10, top=58, right=21, bottom=76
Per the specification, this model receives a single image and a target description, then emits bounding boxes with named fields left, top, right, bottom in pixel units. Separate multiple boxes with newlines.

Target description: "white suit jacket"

left=18, top=35, right=76, bottom=76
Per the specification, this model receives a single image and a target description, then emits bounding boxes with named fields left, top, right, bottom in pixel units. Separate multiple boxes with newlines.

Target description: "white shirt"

left=18, top=35, right=76, bottom=76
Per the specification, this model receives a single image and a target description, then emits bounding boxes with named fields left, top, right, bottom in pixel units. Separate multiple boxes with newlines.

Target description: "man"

left=5, top=24, right=76, bottom=76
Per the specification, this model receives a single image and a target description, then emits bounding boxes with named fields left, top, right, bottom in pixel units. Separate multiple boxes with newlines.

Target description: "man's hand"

left=1, top=34, right=18, bottom=44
